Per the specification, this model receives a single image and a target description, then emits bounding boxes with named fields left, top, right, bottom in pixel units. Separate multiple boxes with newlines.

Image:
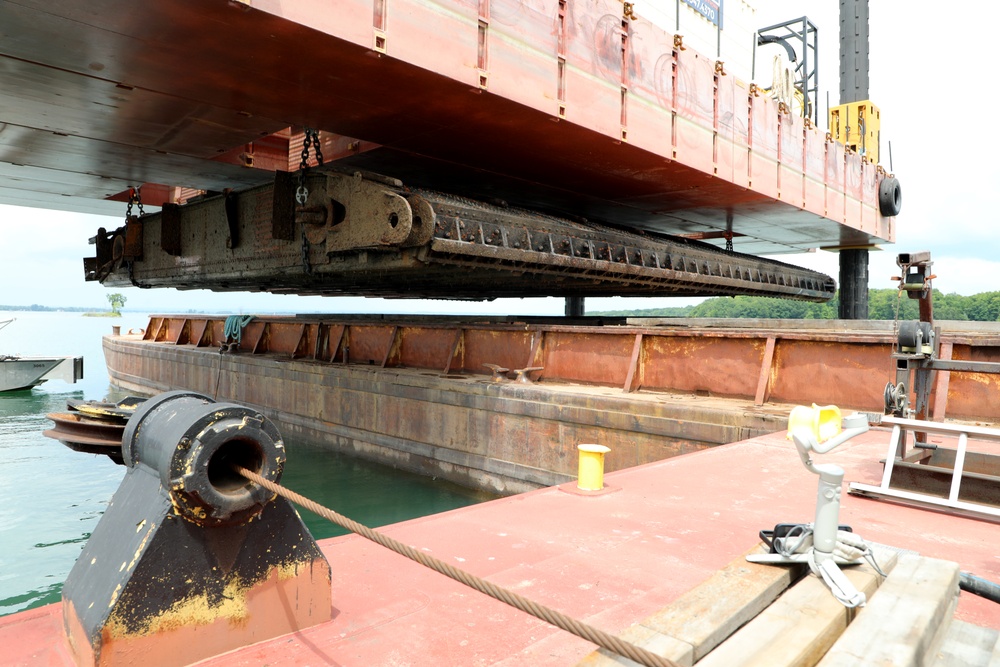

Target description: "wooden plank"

left=817, top=555, right=960, bottom=667
left=754, top=336, right=776, bottom=406
left=931, top=619, right=999, bottom=667
left=578, top=545, right=805, bottom=667
left=697, top=548, right=898, bottom=667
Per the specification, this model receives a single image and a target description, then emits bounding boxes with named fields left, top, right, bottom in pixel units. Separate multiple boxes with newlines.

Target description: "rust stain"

left=105, top=562, right=308, bottom=640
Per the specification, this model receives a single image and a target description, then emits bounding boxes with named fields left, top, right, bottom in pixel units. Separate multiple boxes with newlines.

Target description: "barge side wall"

left=104, top=336, right=776, bottom=494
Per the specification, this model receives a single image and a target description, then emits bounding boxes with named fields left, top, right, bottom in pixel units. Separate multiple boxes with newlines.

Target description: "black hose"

left=960, top=572, right=1000, bottom=604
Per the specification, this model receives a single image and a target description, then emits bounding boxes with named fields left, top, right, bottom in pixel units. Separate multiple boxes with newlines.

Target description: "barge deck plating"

left=5, top=427, right=999, bottom=665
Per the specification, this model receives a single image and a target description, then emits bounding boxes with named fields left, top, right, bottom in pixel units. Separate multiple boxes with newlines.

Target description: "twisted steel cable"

left=235, top=466, right=680, bottom=667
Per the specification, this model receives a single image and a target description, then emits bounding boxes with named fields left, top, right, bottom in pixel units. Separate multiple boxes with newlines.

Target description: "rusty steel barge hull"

left=103, top=315, right=1000, bottom=493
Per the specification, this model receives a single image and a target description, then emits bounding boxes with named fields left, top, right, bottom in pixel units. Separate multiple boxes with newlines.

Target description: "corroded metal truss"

left=87, top=170, right=835, bottom=301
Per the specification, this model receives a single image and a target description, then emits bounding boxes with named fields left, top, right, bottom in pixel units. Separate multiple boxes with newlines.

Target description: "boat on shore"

left=0, top=319, right=84, bottom=392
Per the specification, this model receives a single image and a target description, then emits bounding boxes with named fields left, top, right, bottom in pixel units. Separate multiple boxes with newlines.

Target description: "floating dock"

left=5, top=427, right=999, bottom=665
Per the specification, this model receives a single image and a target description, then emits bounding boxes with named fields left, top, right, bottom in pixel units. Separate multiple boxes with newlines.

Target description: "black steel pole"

left=838, top=0, right=870, bottom=319
left=565, top=296, right=585, bottom=317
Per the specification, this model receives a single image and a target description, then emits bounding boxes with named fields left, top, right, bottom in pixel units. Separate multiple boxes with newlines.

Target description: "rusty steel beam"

left=89, top=170, right=836, bottom=301
left=132, top=315, right=1000, bottom=423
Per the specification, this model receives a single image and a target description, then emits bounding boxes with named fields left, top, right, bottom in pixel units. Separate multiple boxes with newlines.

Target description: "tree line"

left=592, top=289, right=1000, bottom=321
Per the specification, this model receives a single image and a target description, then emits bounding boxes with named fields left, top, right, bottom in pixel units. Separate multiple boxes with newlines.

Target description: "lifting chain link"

left=125, top=186, right=145, bottom=221
left=295, top=128, right=324, bottom=205
left=301, top=226, right=312, bottom=275
left=295, top=128, right=323, bottom=275
left=124, top=186, right=145, bottom=288
left=723, top=230, right=734, bottom=254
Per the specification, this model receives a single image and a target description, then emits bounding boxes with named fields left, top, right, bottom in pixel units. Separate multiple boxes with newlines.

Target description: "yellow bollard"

left=577, top=444, right=611, bottom=491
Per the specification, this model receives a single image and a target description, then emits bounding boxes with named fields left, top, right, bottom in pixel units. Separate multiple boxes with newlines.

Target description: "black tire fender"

left=878, top=176, right=902, bottom=216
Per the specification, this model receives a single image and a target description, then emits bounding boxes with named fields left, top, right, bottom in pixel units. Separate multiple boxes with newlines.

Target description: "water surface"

left=0, top=311, right=494, bottom=616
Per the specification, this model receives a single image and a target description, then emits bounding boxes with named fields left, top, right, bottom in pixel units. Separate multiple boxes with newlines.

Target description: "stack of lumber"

left=579, top=545, right=999, bottom=666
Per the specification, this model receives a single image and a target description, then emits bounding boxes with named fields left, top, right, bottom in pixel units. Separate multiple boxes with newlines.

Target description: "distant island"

left=0, top=304, right=95, bottom=312
left=0, top=305, right=214, bottom=314
left=591, top=288, right=1000, bottom=322
left=5, top=287, right=1000, bottom=321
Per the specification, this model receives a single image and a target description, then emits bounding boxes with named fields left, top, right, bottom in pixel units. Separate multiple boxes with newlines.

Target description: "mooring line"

left=235, top=466, right=680, bottom=667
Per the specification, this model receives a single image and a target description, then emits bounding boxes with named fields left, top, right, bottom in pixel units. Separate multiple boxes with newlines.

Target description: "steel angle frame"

left=849, top=416, right=1000, bottom=521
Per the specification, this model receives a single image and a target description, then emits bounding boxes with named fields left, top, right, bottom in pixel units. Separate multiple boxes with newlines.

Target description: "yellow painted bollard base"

left=577, top=444, right=611, bottom=491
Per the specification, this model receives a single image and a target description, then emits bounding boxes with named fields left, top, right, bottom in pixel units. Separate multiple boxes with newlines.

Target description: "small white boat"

left=0, top=319, right=84, bottom=392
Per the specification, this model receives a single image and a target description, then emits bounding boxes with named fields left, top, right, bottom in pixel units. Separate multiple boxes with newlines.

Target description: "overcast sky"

left=0, top=0, right=994, bottom=315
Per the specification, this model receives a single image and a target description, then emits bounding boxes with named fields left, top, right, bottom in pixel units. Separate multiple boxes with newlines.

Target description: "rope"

left=235, top=466, right=680, bottom=667
left=223, top=315, right=254, bottom=343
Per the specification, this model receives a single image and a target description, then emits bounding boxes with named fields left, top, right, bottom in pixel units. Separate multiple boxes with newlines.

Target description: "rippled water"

left=0, top=311, right=494, bottom=617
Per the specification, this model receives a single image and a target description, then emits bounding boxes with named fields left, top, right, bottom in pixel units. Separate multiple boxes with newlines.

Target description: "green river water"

left=0, top=311, right=495, bottom=617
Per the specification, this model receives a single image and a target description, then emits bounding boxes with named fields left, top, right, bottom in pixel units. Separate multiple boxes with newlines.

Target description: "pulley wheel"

left=898, top=321, right=931, bottom=349
left=884, top=381, right=906, bottom=415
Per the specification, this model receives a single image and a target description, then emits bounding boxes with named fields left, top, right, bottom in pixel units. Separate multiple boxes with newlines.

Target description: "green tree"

left=107, top=292, right=126, bottom=315
left=965, top=292, right=1000, bottom=321
left=589, top=288, right=1000, bottom=321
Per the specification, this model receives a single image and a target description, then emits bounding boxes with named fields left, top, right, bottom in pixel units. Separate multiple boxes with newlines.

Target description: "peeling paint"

left=126, top=524, right=156, bottom=572
left=109, top=583, right=122, bottom=608
left=105, top=561, right=312, bottom=640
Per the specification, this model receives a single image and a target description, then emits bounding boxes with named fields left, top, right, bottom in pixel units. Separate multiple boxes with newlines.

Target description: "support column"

left=838, top=249, right=869, bottom=319
left=839, top=0, right=869, bottom=102
left=838, top=0, right=870, bottom=319
left=565, top=296, right=585, bottom=317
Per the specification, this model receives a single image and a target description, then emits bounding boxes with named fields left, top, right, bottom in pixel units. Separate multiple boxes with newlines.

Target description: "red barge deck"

left=5, top=427, right=999, bottom=665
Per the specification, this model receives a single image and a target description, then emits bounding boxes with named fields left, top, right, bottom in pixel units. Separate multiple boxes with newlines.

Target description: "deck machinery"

left=0, top=0, right=899, bottom=302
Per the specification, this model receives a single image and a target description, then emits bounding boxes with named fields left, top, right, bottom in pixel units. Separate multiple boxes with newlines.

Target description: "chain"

left=296, top=128, right=324, bottom=205
left=124, top=186, right=146, bottom=287
left=301, top=226, right=312, bottom=275
left=723, top=230, right=734, bottom=253
left=125, top=186, right=145, bottom=220
left=295, top=129, right=323, bottom=274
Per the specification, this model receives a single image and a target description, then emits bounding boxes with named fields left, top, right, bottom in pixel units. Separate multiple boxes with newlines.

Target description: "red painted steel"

left=6, top=430, right=1000, bottom=666
left=136, top=316, right=1000, bottom=422
left=0, top=1, right=893, bottom=255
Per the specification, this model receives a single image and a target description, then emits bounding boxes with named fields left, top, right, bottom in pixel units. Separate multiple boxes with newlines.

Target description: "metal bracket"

left=849, top=416, right=1000, bottom=522
left=512, top=366, right=544, bottom=384
left=483, top=363, right=509, bottom=381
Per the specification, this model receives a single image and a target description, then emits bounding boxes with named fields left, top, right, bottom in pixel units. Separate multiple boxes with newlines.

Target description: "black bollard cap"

left=122, top=391, right=285, bottom=525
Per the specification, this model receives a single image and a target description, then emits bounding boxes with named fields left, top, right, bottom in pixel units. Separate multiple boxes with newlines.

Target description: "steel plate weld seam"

left=234, top=466, right=680, bottom=667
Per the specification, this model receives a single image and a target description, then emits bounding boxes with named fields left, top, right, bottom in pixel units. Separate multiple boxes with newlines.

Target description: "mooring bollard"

left=577, top=444, right=611, bottom=491
left=61, top=391, right=332, bottom=667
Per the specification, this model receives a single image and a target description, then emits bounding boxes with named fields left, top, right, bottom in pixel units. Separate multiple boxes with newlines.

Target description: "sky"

left=0, top=0, right=996, bottom=315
